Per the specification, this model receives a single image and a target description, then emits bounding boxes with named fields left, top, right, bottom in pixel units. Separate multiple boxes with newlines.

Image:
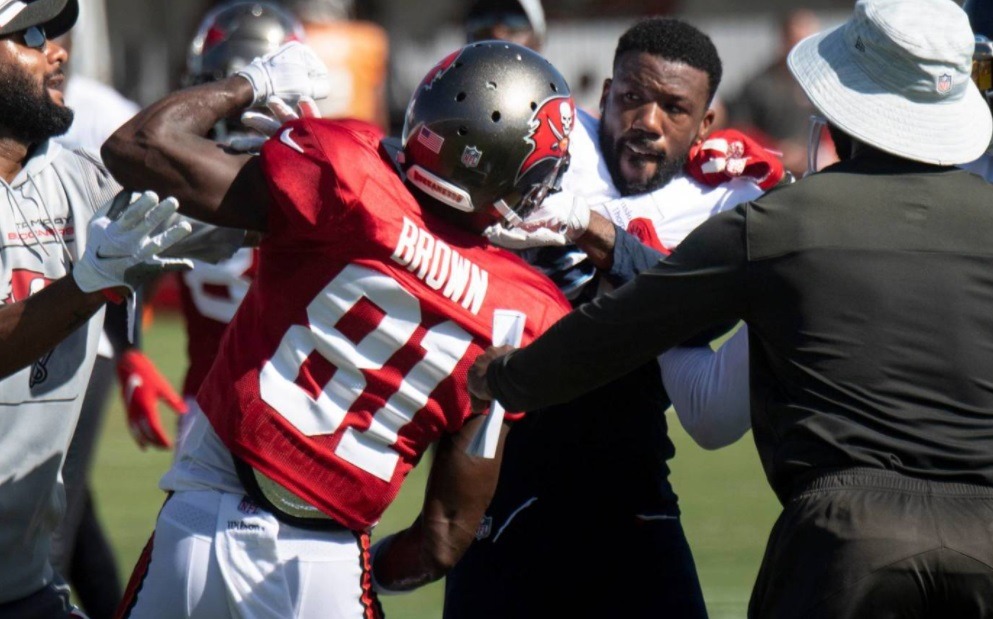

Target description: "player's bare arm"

left=103, top=41, right=331, bottom=232
left=371, top=415, right=510, bottom=592
left=102, top=76, right=266, bottom=231
left=0, top=277, right=106, bottom=379
left=573, top=212, right=617, bottom=270
left=0, top=191, right=192, bottom=379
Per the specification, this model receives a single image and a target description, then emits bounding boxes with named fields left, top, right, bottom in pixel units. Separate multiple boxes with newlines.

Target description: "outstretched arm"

left=471, top=205, right=751, bottom=412
left=370, top=415, right=508, bottom=593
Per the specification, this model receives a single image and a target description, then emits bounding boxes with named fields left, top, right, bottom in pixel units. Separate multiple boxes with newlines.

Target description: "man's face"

left=598, top=52, right=714, bottom=196
left=0, top=29, right=73, bottom=144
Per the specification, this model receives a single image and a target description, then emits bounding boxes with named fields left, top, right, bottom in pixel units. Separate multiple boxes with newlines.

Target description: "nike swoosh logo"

left=125, top=374, right=143, bottom=405
left=280, top=128, right=305, bottom=154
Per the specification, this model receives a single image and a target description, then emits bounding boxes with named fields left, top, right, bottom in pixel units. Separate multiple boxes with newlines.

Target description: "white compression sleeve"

left=659, top=325, right=751, bottom=450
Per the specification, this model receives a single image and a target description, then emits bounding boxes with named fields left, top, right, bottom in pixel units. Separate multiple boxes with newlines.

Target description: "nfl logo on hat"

left=937, top=73, right=952, bottom=95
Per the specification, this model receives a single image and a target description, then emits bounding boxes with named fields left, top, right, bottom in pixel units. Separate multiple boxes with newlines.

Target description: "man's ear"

left=696, top=107, right=717, bottom=143
left=599, top=78, right=612, bottom=114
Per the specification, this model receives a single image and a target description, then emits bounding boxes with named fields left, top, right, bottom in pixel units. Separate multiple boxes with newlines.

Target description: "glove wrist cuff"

left=101, top=288, right=125, bottom=304
left=234, top=69, right=267, bottom=106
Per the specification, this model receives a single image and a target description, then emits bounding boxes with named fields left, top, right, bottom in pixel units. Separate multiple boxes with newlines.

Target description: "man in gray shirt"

left=470, top=0, right=993, bottom=615
left=0, top=1, right=198, bottom=616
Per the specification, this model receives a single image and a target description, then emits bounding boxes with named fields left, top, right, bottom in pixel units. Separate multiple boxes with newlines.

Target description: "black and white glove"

left=73, top=191, right=194, bottom=298
left=236, top=41, right=331, bottom=107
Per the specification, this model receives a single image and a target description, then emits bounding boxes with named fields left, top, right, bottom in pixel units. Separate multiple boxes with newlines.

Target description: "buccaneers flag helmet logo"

left=517, top=95, right=575, bottom=182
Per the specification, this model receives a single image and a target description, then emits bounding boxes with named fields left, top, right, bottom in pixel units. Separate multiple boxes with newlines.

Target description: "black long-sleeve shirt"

left=488, top=151, right=993, bottom=503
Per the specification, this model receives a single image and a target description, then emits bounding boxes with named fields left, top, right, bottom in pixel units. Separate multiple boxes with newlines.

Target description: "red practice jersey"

left=197, top=118, right=571, bottom=531
left=178, top=248, right=259, bottom=397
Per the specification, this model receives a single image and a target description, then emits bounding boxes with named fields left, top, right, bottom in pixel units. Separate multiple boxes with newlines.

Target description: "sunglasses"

left=8, top=25, right=47, bottom=49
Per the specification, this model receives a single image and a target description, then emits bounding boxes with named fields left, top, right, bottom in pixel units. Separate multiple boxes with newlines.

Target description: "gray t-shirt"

left=0, top=141, right=119, bottom=602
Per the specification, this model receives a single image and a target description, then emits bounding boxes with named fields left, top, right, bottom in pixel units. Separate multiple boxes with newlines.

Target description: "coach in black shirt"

left=469, top=0, right=993, bottom=616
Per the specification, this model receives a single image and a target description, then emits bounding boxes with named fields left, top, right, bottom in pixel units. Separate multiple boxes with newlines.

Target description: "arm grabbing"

left=370, top=415, right=508, bottom=593
left=661, top=326, right=751, bottom=450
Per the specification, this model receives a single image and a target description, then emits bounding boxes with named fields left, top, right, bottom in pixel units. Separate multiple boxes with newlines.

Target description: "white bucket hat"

left=787, top=0, right=993, bottom=166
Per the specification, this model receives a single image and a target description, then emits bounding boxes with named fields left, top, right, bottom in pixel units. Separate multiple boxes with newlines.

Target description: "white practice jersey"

left=554, top=110, right=759, bottom=448
left=0, top=141, right=119, bottom=602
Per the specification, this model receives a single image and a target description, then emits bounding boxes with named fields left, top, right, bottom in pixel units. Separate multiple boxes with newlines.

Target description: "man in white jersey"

left=445, top=17, right=779, bottom=618
left=0, top=1, right=206, bottom=616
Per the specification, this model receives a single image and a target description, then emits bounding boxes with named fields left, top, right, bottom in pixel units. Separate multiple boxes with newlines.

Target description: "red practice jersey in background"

left=197, top=118, right=571, bottom=531
left=178, top=247, right=259, bottom=398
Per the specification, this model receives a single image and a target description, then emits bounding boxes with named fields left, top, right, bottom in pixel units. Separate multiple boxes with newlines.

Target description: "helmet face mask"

left=401, top=41, right=575, bottom=226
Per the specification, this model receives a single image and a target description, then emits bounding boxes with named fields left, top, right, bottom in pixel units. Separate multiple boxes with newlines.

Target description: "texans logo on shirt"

left=417, top=48, right=463, bottom=91
left=517, top=96, right=575, bottom=182
left=3, top=269, right=54, bottom=304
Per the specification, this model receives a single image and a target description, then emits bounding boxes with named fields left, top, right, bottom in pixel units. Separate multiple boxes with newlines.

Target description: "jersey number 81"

left=259, top=264, right=473, bottom=481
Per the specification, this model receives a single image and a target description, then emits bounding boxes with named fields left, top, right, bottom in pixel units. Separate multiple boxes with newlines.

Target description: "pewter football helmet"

left=185, top=1, right=305, bottom=86
left=400, top=41, right=574, bottom=225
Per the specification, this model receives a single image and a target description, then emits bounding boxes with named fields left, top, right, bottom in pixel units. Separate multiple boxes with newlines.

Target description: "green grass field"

left=92, top=313, right=780, bottom=618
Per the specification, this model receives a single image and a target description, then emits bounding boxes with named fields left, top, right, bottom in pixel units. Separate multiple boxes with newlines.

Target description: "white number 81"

left=259, top=264, right=472, bottom=481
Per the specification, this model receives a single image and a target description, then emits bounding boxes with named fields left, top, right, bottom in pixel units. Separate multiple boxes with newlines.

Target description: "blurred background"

left=72, top=0, right=860, bottom=617
left=85, top=0, right=851, bottom=132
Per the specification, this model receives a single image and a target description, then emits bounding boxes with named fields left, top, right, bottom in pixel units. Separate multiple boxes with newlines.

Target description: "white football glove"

left=520, top=192, right=591, bottom=241
left=229, top=96, right=323, bottom=153
left=483, top=222, right=569, bottom=249
left=236, top=41, right=331, bottom=107
left=73, top=191, right=194, bottom=295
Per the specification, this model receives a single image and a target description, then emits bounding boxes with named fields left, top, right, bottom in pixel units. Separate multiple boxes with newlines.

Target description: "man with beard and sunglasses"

left=0, top=2, right=242, bottom=617
left=444, top=17, right=781, bottom=619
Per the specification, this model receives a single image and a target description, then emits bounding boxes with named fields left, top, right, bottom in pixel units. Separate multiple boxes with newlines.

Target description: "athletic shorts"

left=750, top=468, right=993, bottom=618
left=117, top=490, right=382, bottom=619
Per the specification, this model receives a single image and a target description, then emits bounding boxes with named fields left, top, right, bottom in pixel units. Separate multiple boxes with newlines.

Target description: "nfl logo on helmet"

left=461, top=145, right=483, bottom=168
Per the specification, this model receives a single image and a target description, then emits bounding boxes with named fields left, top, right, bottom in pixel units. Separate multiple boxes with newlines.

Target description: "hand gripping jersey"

left=196, top=118, right=571, bottom=531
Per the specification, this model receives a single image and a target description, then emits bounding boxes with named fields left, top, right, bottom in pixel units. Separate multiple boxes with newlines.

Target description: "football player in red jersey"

left=103, top=40, right=574, bottom=618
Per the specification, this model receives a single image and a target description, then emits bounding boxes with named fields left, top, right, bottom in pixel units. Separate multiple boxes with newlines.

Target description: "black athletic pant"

left=444, top=496, right=707, bottom=619
left=749, top=468, right=993, bottom=618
